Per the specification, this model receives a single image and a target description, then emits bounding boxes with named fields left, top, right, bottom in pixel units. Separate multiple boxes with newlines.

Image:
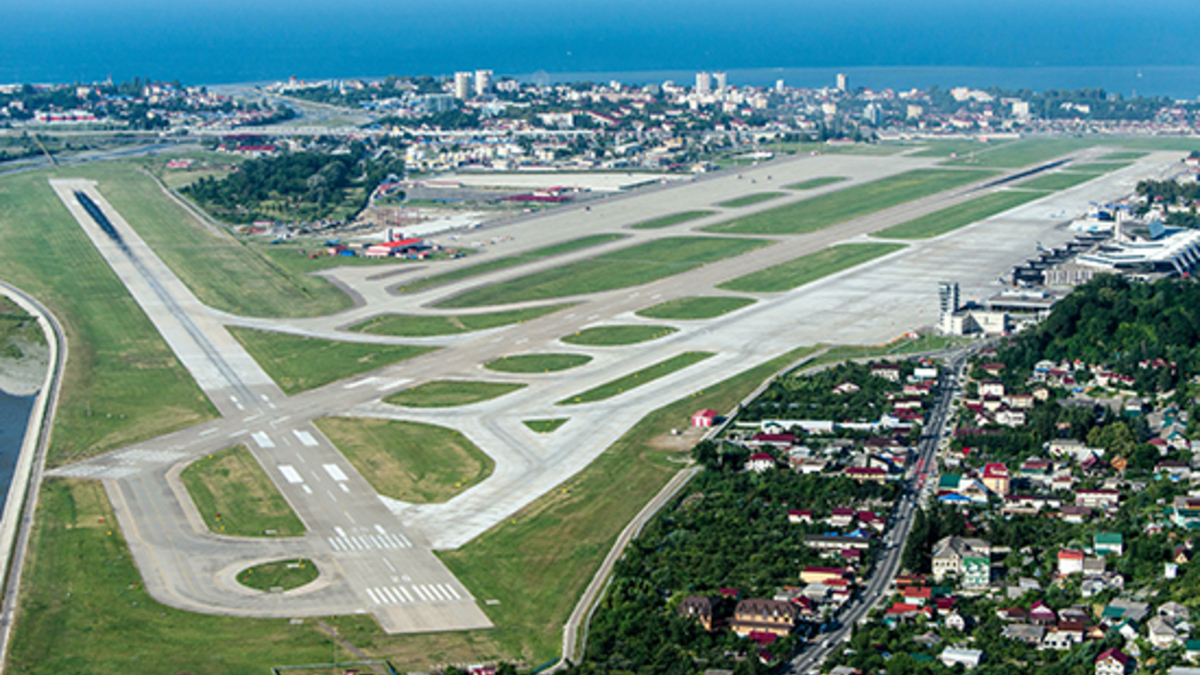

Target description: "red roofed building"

left=691, top=409, right=718, bottom=428
left=982, top=463, right=1010, bottom=495
left=1058, top=548, right=1085, bottom=575
left=745, top=453, right=776, bottom=473
left=1095, top=648, right=1131, bottom=675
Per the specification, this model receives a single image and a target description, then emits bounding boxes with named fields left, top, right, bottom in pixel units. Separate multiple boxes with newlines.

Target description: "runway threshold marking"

left=251, top=432, right=274, bottom=448
left=292, top=430, right=319, bottom=447
left=277, top=465, right=304, bottom=484
left=323, top=464, right=349, bottom=481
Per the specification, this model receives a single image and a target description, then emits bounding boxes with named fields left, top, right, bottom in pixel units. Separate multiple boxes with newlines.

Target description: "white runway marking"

left=292, top=430, right=319, bottom=447
left=302, top=485, right=312, bottom=494
left=327, top=532, right=412, bottom=552
left=251, top=432, right=274, bottom=448
left=376, top=378, right=411, bottom=391
left=277, top=465, right=303, bottom=484
left=198, top=428, right=218, bottom=437
left=343, top=377, right=379, bottom=389
left=339, top=483, right=350, bottom=493
left=323, top=464, right=349, bottom=482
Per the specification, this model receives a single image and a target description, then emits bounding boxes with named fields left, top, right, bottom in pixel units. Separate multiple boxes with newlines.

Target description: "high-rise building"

left=695, top=71, right=711, bottom=96
left=836, top=73, right=849, bottom=92
left=713, top=72, right=727, bottom=94
left=474, top=70, right=493, bottom=97
left=453, top=72, right=472, bottom=100
left=863, top=103, right=882, bottom=125
left=939, top=281, right=961, bottom=334
left=775, top=79, right=785, bottom=93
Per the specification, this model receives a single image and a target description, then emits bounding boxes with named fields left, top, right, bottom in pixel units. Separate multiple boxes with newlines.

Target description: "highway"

left=36, top=147, right=1180, bottom=633
left=786, top=348, right=971, bottom=674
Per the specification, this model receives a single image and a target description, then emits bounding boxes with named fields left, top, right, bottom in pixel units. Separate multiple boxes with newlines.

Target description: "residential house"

left=1043, top=630, right=1078, bottom=651
left=1058, top=549, right=1085, bottom=575
left=1095, top=648, right=1132, bottom=675
left=787, top=510, right=813, bottom=524
left=1160, top=602, right=1191, bottom=624
left=1095, top=533, right=1124, bottom=556
left=827, top=508, right=856, bottom=528
left=805, top=534, right=871, bottom=552
left=800, top=567, right=848, bottom=585
left=982, top=463, right=1011, bottom=496
left=871, top=363, right=901, bottom=382
left=941, top=647, right=984, bottom=669
left=980, top=380, right=1005, bottom=397
left=744, top=453, right=776, bottom=473
left=678, top=596, right=716, bottom=631
left=844, top=466, right=888, bottom=484
left=1149, top=616, right=1181, bottom=648
left=1030, top=601, right=1057, bottom=625
left=932, top=536, right=991, bottom=588
left=946, top=611, right=968, bottom=631
left=730, top=599, right=797, bottom=637
left=1076, top=489, right=1121, bottom=511
left=1002, top=623, right=1045, bottom=644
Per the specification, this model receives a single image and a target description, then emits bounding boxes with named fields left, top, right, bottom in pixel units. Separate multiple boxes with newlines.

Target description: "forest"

left=182, top=144, right=404, bottom=223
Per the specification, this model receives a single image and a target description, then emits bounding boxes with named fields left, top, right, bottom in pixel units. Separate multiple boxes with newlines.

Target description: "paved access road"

left=786, top=348, right=972, bottom=674
left=42, top=147, right=1180, bottom=632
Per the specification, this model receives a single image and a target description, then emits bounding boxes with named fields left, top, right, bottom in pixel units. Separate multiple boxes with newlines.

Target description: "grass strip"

left=630, top=210, right=715, bottom=230
left=635, top=296, right=756, bottom=320
left=237, top=559, right=319, bottom=592
left=80, top=163, right=354, bottom=318
left=1099, top=151, right=1147, bottom=160
left=784, top=176, right=847, bottom=190
left=941, top=137, right=1103, bottom=168
left=440, top=343, right=824, bottom=662
left=385, top=380, right=525, bottom=408
left=315, top=417, right=493, bottom=503
left=1063, top=162, right=1132, bottom=174
left=523, top=419, right=569, bottom=433
left=704, top=169, right=994, bottom=235
left=871, top=190, right=1048, bottom=239
left=716, top=192, right=784, bottom=208
left=1016, top=172, right=1100, bottom=191
left=394, top=234, right=626, bottom=293
left=908, top=139, right=1013, bottom=158
left=558, top=352, right=714, bottom=405
left=718, top=243, right=905, bottom=293
left=228, top=327, right=436, bottom=394
left=180, top=446, right=305, bottom=537
left=484, top=353, right=592, bottom=373
left=437, top=236, right=770, bottom=308
left=352, top=304, right=572, bottom=337
left=561, top=324, right=677, bottom=346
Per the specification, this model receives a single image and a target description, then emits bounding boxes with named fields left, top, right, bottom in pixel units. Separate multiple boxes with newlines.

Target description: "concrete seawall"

left=0, top=282, right=64, bottom=673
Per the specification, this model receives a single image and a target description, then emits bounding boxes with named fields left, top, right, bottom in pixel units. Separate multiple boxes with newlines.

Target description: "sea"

left=3, top=0, right=1200, bottom=98
left=0, top=391, right=35, bottom=512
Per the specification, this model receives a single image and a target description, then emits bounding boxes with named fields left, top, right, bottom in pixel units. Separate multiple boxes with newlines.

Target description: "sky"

left=2, top=0, right=1198, bottom=85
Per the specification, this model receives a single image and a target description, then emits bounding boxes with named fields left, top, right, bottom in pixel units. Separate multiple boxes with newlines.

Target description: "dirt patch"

left=647, top=426, right=707, bottom=451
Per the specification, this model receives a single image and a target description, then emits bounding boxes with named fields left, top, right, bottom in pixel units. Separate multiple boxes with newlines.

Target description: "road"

left=786, top=348, right=972, bottom=674
left=37, top=146, right=1181, bottom=632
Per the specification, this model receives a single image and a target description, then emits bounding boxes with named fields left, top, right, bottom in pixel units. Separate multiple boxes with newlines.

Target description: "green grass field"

left=635, top=296, right=756, bottom=320
left=393, top=234, right=626, bottom=294
left=871, top=190, right=1049, bottom=239
left=558, top=352, right=714, bottom=405
left=0, top=169, right=217, bottom=467
left=315, top=417, right=493, bottom=503
left=942, top=137, right=1101, bottom=168
left=561, top=324, right=678, bottom=346
left=437, top=237, right=770, bottom=308
left=68, top=163, right=354, bottom=318
left=180, top=446, right=305, bottom=537
left=716, top=192, right=784, bottom=208
left=484, top=353, right=592, bottom=373
left=351, top=304, right=572, bottom=337
left=784, top=176, right=847, bottom=190
left=704, top=169, right=994, bottom=235
left=439, top=343, right=824, bottom=662
left=1099, top=151, right=1148, bottom=160
left=523, top=419, right=569, bottom=433
left=9, top=478, right=507, bottom=674
left=630, top=211, right=715, bottom=230
left=908, top=139, right=1013, bottom=158
left=718, top=243, right=906, bottom=293
left=1063, top=162, right=1131, bottom=174
left=1016, top=171, right=1100, bottom=191
left=385, top=380, right=526, bottom=408
left=227, top=327, right=436, bottom=394
left=237, top=559, right=319, bottom=592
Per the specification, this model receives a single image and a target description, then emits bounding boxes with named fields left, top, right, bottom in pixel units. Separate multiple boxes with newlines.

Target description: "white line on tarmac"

left=335, top=527, right=346, bottom=538
left=278, top=465, right=304, bottom=484
left=323, top=464, right=348, bottom=481
left=366, top=588, right=382, bottom=604
left=198, top=428, right=218, bottom=437
left=374, top=525, right=386, bottom=535
left=343, top=377, right=380, bottom=389
left=251, top=432, right=274, bottom=448
left=339, top=483, right=350, bottom=493
left=327, top=490, right=337, bottom=502
left=399, top=586, right=414, bottom=602
left=382, top=558, right=395, bottom=572
left=302, top=485, right=312, bottom=494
